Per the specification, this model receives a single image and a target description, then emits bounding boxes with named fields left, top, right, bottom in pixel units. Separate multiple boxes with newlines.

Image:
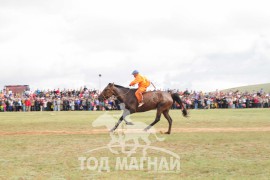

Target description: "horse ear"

left=108, top=83, right=114, bottom=87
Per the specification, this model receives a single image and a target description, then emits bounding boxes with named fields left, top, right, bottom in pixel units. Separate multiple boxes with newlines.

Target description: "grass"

left=0, top=109, right=270, bottom=179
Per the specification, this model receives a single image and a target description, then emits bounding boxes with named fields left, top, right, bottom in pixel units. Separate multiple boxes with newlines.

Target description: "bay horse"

left=98, top=83, right=188, bottom=134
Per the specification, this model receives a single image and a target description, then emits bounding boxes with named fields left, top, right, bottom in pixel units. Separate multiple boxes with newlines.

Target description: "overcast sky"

left=1, top=0, right=270, bottom=92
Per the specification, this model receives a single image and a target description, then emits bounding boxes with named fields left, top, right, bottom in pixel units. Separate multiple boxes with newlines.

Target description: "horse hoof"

left=110, top=129, right=115, bottom=133
left=143, top=128, right=148, bottom=132
left=165, top=132, right=171, bottom=134
left=126, top=122, right=134, bottom=125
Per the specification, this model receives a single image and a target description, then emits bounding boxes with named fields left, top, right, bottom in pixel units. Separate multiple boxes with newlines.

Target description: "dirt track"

left=1, top=127, right=270, bottom=136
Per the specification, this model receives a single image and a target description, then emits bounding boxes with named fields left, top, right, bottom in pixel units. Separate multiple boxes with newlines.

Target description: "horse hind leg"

left=163, top=110, right=173, bottom=134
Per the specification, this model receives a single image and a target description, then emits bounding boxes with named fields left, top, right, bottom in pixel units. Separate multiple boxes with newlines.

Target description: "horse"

left=98, top=83, right=188, bottom=134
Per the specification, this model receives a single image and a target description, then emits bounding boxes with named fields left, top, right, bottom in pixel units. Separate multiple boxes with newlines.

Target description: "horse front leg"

left=110, top=116, right=124, bottom=132
left=110, top=108, right=133, bottom=132
left=144, top=110, right=161, bottom=131
left=120, top=104, right=134, bottom=125
left=124, top=119, right=134, bottom=125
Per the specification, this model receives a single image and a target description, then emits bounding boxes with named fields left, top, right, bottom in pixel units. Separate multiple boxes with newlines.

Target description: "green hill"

left=220, top=83, right=270, bottom=93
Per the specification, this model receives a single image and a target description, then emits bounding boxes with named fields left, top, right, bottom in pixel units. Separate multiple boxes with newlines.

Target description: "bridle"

left=100, top=85, right=131, bottom=100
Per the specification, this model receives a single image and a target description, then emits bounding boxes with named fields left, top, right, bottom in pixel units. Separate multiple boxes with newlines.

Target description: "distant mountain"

left=220, top=83, right=270, bottom=93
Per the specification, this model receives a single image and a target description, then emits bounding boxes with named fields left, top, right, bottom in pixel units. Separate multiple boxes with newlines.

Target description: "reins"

left=100, top=85, right=131, bottom=100
left=113, top=87, right=131, bottom=99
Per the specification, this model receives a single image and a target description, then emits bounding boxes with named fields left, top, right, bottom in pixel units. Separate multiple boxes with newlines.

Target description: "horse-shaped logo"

left=92, top=112, right=164, bottom=157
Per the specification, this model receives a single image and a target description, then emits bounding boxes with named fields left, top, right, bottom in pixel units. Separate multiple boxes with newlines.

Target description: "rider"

left=129, top=70, right=150, bottom=107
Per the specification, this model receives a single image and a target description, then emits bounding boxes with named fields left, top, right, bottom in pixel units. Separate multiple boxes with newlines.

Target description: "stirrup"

left=138, top=102, right=144, bottom=107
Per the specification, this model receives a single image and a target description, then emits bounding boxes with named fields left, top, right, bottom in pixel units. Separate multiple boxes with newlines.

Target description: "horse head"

left=98, top=83, right=115, bottom=101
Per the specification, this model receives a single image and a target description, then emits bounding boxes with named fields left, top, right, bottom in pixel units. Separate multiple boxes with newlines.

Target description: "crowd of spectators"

left=0, top=87, right=121, bottom=112
left=173, top=89, right=270, bottom=110
left=0, top=86, right=269, bottom=112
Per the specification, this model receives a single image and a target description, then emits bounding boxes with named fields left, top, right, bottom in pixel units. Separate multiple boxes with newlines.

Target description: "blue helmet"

left=132, top=70, right=139, bottom=75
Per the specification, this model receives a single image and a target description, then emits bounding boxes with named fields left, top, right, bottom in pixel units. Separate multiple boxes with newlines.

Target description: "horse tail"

left=171, top=93, right=188, bottom=117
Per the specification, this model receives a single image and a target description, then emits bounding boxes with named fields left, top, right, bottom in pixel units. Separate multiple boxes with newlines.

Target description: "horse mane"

left=113, top=84, right=130, bottom=89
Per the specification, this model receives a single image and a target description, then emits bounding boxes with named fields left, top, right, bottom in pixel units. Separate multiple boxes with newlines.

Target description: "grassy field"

left=0, top=109, right=270, bottom=179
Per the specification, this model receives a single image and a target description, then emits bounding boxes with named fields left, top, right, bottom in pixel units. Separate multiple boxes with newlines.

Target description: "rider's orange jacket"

left=129, top=74, right=150, bottom=88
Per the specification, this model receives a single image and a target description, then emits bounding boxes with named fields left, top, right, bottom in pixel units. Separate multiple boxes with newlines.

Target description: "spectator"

left=56, top=98, right=61, bottom=111
left=70, top=99, right=75, bottom=111
left=25, top=98, right=31, bottom=112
